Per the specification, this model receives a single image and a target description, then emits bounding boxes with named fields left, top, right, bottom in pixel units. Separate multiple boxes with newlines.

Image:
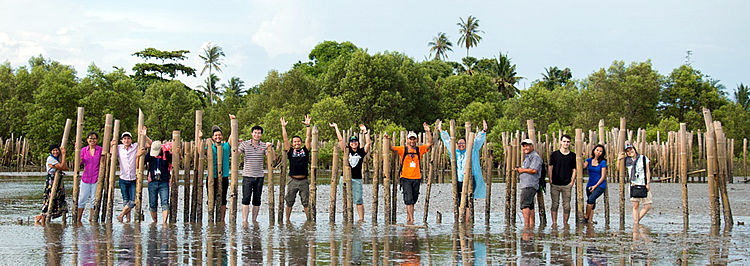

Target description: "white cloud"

left=251, top=0, right=318, bottom=57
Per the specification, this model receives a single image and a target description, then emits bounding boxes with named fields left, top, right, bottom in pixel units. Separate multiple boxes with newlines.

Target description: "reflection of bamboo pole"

left=133, top=109, right=146, bottom=223
left=229, top=118, right=239, bottom=224
left=94, top=114, right=113, bottom=222
left=308, top=125, right=319, bottom=222
left=617, top=118, right=626, bottom=229
left=423, top=127, right=439, bottom=224
left=679, top=123, right=689, bottom=228
left=504, top=137, right=512, bottom=226
left=382, top=135, right=392, bottom=225
left=330, top=144, right=339, bottom=223
left=713, top=121, right=733, bottom=225
left=575, top=129, right=584, bottom=224
left=371, top=134, right=380, bottom=224
left=329, top=225, right=338, bottom=265
left=105, top=120, right=120, bottom=223
left=46, top=119, right=72, bottom=223
left=65, top=121, right=82, bottom=222
left=371, top=226, right=379, bottom=265
left=207, top=138, right=215, bottom=223
left=744, top=138, right=747, bottom=181
left=449, top=120, right=458, bottom=223
left=169, top=131, right=180, bottom=223
left=703, top=108, right=720, bottom=225
left=459, top=132, right=475, bottom=223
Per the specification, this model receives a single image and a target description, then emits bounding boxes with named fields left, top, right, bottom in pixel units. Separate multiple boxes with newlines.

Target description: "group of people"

left=520, top=134, right=653, bottom=228
left=36, top=115, right=653, bottom=227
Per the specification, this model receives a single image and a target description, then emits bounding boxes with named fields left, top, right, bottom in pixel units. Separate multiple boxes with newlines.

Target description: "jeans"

left=119, top=179, right=136, bottom=208
left=148, top=180, right=169, bottom=212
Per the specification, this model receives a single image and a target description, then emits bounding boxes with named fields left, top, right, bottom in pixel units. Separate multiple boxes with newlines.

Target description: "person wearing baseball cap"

left=516, top=138, right=542, bottom=228
left=137, top=138, right=176, bottom=225
left=330, top=122, right=372, bottom=222
left=618, top=141, right=652, bottom=225
left=111, top=126, right=151, bottom=223
left=384, top=121, right=434, bottom=225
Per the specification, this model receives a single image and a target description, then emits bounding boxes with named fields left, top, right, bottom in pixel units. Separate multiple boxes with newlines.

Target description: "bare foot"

left=116, top=215, right=124, bottom=223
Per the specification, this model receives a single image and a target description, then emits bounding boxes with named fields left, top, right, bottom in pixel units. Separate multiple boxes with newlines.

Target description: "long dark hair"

left=591, top=144, right=606, bottom=163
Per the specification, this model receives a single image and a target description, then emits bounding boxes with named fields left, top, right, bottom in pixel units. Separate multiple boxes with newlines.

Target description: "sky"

left=1, top=0, right=748, bottom=95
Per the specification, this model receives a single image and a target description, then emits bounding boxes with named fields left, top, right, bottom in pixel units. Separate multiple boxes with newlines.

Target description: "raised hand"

left=229, top=114, right=236, bottom=120
left=303, top=114, right=311, bottom=126
left=280, top=117, right=288, bottom=127
left=329, top=122, right=338, bottom=128
left=423, top=122, right=430, bottom=132
left=436, top=119, right=443, bottom=131
left=383, top=133, right=391, bottom=139
left=483, top=119, right=488, bottom=131
left=359, top=124, right=367, bottom=132
left=140, top=126, right=148, bottom=136
left=265, top=142, right=273, bottom=149
left=60, top=147, right=66, bottom=156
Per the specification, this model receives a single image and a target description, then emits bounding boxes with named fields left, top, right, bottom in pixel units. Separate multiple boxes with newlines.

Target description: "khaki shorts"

left=630, top=190, right=652, bottom=205
left=285, top=178, right=310, bottom=207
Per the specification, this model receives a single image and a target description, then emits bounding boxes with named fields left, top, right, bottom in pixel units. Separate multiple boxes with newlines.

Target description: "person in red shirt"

left=384, top=122, right=433, bottom=224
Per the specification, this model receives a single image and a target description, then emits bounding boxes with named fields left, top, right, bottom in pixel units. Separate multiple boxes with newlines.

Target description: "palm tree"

left=462, top=57, right=478, bottom=75
left=197, top=74, right=221, bottom=103
left=428, top=32, right=453, bottom=61
left=457, top=16, right=484, bottom=57
left=492, top=52, right=523, bottom=99
left=222, top=77, right=246, bottom=98
left=735, top=83, right=749, bottom=111
left=199, top=43, right=225, bottom=105
left=541, top=66, right=572, bottom=89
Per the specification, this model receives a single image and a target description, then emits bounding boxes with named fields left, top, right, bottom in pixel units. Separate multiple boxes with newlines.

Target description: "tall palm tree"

left=457, top=16, right=484, bottom=57
left=197, top=74, right=221, bottom=103
left=461, top=57, right=478, bottom=75
left=199, top=43, right=225, bottom=105
left=492, top=52, right=523, bottom=99
left=222, top=76, right=246, bottom=98
left=541, top=66, right=572, bottom=89
left=428, top=32, right=453, bottom=61
left=735, top=83, right=749, bottom=110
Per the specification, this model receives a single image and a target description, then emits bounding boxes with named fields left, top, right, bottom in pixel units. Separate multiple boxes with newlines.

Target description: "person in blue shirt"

left=438, top=120, right=487, bottom=223
left=583, top=144, right=607, bottom=224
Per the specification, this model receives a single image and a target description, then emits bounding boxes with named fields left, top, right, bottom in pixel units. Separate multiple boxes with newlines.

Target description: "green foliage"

left=295, top=41, right=359, bottom=77
left=25, top=59, right=80, bottom=151
left=457, top=101, right=497, bottom=129
left=131, top=48, right=196, bottom=90
left=504, top=82, right=578, bottom=133
left=141, top=80, right=202, bottom=141
left=310, top=96, right=353, bottom=140
left=79, top=64, right=141, bottom=134
left=541, top=66, right=572, bottom=90
left=474, top=52, right=523, bottom=99
left=734, top=83, right=750, bottom=111
left=660, top=65, right=729, bottom=129
left=418, top=60, right=453, bottom=81
left=438, top=74, right=497, bottom=120
left=457, top=15, right=483, bottom=57
left=428, top=32, right=453, bottom=61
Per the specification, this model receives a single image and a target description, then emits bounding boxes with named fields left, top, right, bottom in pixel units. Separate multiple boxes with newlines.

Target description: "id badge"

left=155, top=168, right=161, bottom=176
left=410, top=161, right=417, bottom=168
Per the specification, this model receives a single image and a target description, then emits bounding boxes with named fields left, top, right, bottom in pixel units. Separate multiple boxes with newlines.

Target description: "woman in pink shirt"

left=77, top=131, right=102, bottom=224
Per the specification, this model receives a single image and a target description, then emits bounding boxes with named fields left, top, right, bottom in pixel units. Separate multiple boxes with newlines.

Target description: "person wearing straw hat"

left=329, top=122, right=372, bottom=222
left=384, top=122, right=433, bottom=225
left=618, top=142, right=652, bottom=225
left=138, top=140, right=174, bottom=224
left=516, top=138, right=542, bottom=228
left=112, top=127, right=151, bottom=223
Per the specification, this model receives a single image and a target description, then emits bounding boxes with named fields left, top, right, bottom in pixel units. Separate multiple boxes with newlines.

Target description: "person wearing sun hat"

left=137, top=139, right=174, bottom=225
left=329, top=122, right=372, bottom=222
left=384, top=122, right=433, bottom=225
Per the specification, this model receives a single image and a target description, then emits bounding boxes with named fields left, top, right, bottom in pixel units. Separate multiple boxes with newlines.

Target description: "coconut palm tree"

left=492, top=53, right=523, bottom=99
left=541, top=66, right=572, bottom=89
left=222, top=77, right=246, bottom=98
left=428, top=32, right=453, bottom=61
left=197, top=73, right=221, bottom=103
left=457, top=16, right=484, bottom=57
left=199, top=43, right=225, bottom=104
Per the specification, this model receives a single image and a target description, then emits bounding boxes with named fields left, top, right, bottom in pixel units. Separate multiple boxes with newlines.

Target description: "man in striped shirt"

left=238, top=125, right=276, bottom=224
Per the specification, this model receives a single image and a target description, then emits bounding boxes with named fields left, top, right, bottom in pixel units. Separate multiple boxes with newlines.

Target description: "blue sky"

left=1, top=0, right=748, bottom=94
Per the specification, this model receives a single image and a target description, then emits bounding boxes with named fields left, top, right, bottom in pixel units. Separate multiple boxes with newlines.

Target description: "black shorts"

left=520, top=187, right=537, bottom=210
left=242, top=176, right=264, bottom=206
left=401, top=178, right=421, bottom=205
left=209, top=176, right=230, bottom=206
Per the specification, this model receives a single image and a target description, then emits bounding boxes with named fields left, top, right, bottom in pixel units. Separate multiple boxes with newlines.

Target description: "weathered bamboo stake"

left=229, top=118, right=239, bottom=224
left=168, top=131, right=181, bottom=223
left=207, top=137, right=215, bottom=223
left=308, top=125, right=319, bottom=222
left=183, top=142, right=192, bottom=222
left=329, top=144, right=340, bottom=224
left=617, top=117, right=626, bottom=229
left=194, top=139, right=205, bottom=223
left=713, top=121, right=733, bottom=225
left=45, top=119, right=72, bottom=223
left=215, top=140, right=224, bottom=222
left=527, top=120, right=546, bottom=225
left=104, top=120, right=120, bottom=223
left=190, top=110, right=202, bottom=222
left=465, top=123, right=476, bottom=223
left=484, top=142, right=492, bottom=225
left=371, top=133, right=381, bottom=224
left=679, top=123, right=689, bottom=229
left=597, top=120, right=610, bottom=225
left=423, top=126, right=439, bottom=224
left=459, top=132, right=475, bottom=223
left=267, top=140, right=277, bottom=225
left=449, top=120, right=458, bottom=224
left=744, top=139, right=748, bottom=181
left=504, top=137, right=512, bottom=226
left=702, top=108, right=720, bottom=225
left=277, top=140, right=287, bottom=224
left=93, top=114, right=113, bottom=222
left=511, top=132, right=519, bottom=225
left=382, top=134, right=392, bottom=225
left=71, top=108, right=84, bottom=222
left=573, top=129, right=584, bottom=225
left=393, top=131, right=404, bottom=223
left=134, top=109, right=146, bottom=223
left=343, top=140, right=352, bottom=223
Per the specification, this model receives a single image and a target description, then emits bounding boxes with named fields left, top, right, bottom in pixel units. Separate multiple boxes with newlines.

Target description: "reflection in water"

left=242, top=224, right=263, bottom=265
left=146, top=224, right=170, bottom=265
left=400, top=227, right=421, bottom=266
left=77, top=226, right=99, bottom=265
left=549, top=225, right=572, bottom=266
left=630, top=225, right=652, bottom=265
left=519, top=228, right=542, bottom=266
left=119, top=224, right=136, bottom=266
left=284, top=223, right=309, bottom=265
left=44, top=223, right=64, bottom=266
left=586, top=225, right=606, bottom=266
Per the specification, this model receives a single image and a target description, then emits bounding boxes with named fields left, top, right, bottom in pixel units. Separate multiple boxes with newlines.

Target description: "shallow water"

left=1, top=175, right=749, bottom=265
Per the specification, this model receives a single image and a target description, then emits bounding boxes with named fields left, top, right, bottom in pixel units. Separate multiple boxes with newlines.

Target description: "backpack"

left=538, top=159, right=547, bottom=193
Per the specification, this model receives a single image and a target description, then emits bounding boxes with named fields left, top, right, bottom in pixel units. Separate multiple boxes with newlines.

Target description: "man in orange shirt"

left=384, top=122, right=433, bottom=224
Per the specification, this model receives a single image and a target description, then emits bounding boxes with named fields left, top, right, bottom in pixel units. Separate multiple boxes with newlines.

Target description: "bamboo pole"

left=449, top=120, right=458, bottom=223
left=617, top=117, right=626, bottom=229
left=308, top=125, right=319, bottom=222
left=679, top=123, right=689, bottom=228
left=575, top=129, right=584, bottom=224
left=459, top=132, right=475, bottom=222
left=527, top=120, right=546, bottom=225
left=329, top=144, right=340, bottom=224
left=167, top=131, right=180, bottom=223
left=423, top=127, right=439, bottom=224
left=215, top=140, right=224, bottom=222
left=465, top=122, right=475, bottom=224
left=702, top=107, right=720, bottom=225
left=134, top=109, right=146, bottom=223
left=207, top=138, right=215, bottom=223
left=484, top=142, right=492, bottom=225
left=343, top=140, right=352, bottom=223
left=190, top=110, right=202, bottom=222
left=194, top=139, right=205, bottom=223
left=267, top=140, right=277, bottom=225
left=713, top=121, right=733, bottom=225
left=382, top=134, right=392, bottom=225
left=598, top=120, right=610, bottom=225
left=371, top=133, right=381, bottom=224
left=104, top=120, right=120, bottom=223
left=229, top=118, right=239, bottom=224
left=504, top=135, right=512, bottom=226
left=72, top=108, right=84, bottom=222
left=183, top=141, right=192, bottom=222
left=93, top=114, right=113, bottom=222
left=277, top=140, right=287, bottom=224
left=744, top=138, right=747, bottom=181
left=511, top=132, right=519, bottom=225
left=45, top=119, right=72, bottom=223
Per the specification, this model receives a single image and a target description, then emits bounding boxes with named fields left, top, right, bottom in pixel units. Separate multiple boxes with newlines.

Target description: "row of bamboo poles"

left=0, top=135, right=31, bottom=171
left=44, top=106, right=736, bottom=227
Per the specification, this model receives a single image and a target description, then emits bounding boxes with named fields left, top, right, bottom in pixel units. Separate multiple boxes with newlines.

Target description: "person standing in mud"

left=384, top=122, right=433, bottom=225
left=329, top=122, right=372, bottom=222
left=618, top=142, right=652, bottom=225
left=438, top=119, right=488, bottom=223
left=77, top=131, right=102, bottom=224
left=113, top=127, right=151, bottom=223
left=34, top=143, right=69, bottom=225
left=238, top=124, right=275, bottom=224
left=138, top=140, right=175, bottom=225
left=516, top=138, right=542, bottom=228
left=281, top=115, right=312, bottom=223
left=547, top=134, right=576, bottom=226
